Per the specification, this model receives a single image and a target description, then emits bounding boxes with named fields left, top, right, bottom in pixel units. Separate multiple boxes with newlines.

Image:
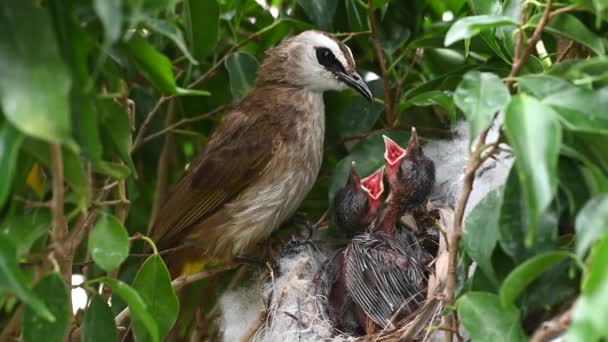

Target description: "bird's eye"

left=316, top=47, right=338, bottom=69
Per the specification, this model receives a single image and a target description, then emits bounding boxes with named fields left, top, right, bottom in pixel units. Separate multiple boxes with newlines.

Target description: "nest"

left=227, top=204, right=454, bottom=342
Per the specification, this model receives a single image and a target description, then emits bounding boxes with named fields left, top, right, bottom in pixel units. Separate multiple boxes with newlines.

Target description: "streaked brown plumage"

left=149, top=31, right=372, bottom=276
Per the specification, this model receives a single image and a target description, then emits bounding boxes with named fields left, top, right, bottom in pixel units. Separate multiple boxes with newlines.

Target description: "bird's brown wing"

left=149, top=114, right=276, bottom=248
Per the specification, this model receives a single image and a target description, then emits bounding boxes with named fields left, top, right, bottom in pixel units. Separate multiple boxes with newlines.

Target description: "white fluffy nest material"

left=219, top=122, right=513, bottom=342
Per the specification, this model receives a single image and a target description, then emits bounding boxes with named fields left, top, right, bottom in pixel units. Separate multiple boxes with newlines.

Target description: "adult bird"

left=149, top=31, right=373, bottom=277
left=344, top=128, right=436, bottom=332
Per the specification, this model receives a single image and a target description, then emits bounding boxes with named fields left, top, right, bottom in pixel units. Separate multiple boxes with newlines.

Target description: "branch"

left=114, top=264, right=238, bottom=326
left=188, top=20, right=282, bottom=89
left=131, top=96, right=170, bottom=152
left=50, top=143, right=71, bottom=284
left=139, top=106, right=227, bottom=147
left=368, top=0, right=394, bottom=125
left=530, top=304, right=573, bottom=342
left=507, top=0, right=554, bottom=90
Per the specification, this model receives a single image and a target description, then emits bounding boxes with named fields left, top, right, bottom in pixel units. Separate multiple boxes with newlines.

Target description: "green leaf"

left=0, top=1, right=73, bottom=145
left=102, top=278, right=159, bottom=342
left=499, top=251, right=573, bottom=308
left=132, top=255, right=179, bottom=342
left=539, top=14, right=605, bottom=56
left=567, top=235, right=608, bottom=341
left=21, top=139, right=87, bottom=199
left=144, top=18, right=197, bottom=65
left=337, top=80, right=383, bottom=138
left=22, top=273, right=70, bottom=342
left=453, top=71, right=511, bottom=142
left=183, top=0, right=219, bottom=62
left=444, top=15, right=517, bottom=46
left=125, top=37, right=177, bottom=95
left=505, top=94, right=562, bottom=246
left=295, top=0, right=338, bottom=30
left=403, top=90, right=457, bottom=125
left=463, top=190, right=502, bottom=286
left=89, top=213, right=130, bottom=272
left=575, top=194, right=608, bottom=258
left=176, top=87, right=211, bottom=96
left=457, top=292, right=526, bottom=342
left=225, top=52, right=258, bottom=102
left=94, top=0, right=122, bottom=43
left=97, top=99, right=136, bottom=176
left=0, top=235, right=53, bottom=321
left=1, top=209, right=51, bottom=256
left=0, top=123, right=24, bottom=208
left=543, top=87, right=608, bottom=134
left=329, top=131, right=409, bottom=203
left=518, top=75, right=574, bottom=99
left=345, top=0, right=367, bottom=33
left=83, top=294, right=118, bottom=342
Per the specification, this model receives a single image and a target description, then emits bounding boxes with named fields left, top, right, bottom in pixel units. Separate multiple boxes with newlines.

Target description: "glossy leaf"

left=0, top=1, right=73, bottom=145
left=132, top=255, right=179, bottom=342
left=1, top=209, right=51, bottom=256
left=22, top=273, right=70, bottom=342
left=444, top=15, right=517, bottom=46
left=94, top=0, right=122, bottom=43
left=0, top=123, right=23, bottom=208
left=457, top=292, right=526, bottom=342
left=97, top=99, right=136, bottom=176
left=295, top=0, right=338, bottom=30
left=83, top=294, right=118, bottom=342
left=225, top=52, right=258, bottom=102
left=0, top=235, right=53, bottom=321
left=543, top=87, right=608, bottom=134
left=454, top=71, right=510, bottom=142
left=337, top=80, right=383, bottom=138
left=499, top=251, right=573, bottom=308
left=517, top=75, right=574, bottom=99
left=21, top=139, right=87, bottom=199
left=542, top=14, right=605, bottom=56
left=144, top=18, right=197, bottom=64
left=505, top=95, right=562, bottom=246
left=567, top=235, right=608, bottom=341
left=404, top=90, right=457, bottom=124
left=183, top=0, right=219, bottom=62
left=89, top=213, right=130, bottom=272
left=345, top=0, right=367, bottom=33
left=102, top=278, right=159, bottom=342
left=463, top=190, right=502, bottom=286
left=575, top=194, right=608, bottom=258
left=125, top=37, right=177, bottom=95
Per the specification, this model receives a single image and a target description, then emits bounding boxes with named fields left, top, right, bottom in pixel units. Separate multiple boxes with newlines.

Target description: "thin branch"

left=114, top=264, right=238, bottom=326
left=50, top=143, right=71, bottom=284
left=131, top=96, right=170, bottom=152
left=139, top=106, right=227, bottom=147
left=368, top=0, right=394, bottom=125
left=556, top=40, right=574, bottom=63
left=392, top=48, right=423, bottom=112
left=188, top=20, right=282, bottom=89
left=530, top=304, right=573, bottom=342
left=507, top=0, right=554, bottom=91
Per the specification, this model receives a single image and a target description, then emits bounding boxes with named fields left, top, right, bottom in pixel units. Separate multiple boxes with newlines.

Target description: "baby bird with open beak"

left=343, top=128, right=436, bottom=333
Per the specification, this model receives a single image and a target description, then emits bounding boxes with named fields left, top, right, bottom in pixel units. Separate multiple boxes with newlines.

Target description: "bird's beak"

left=408, top=127, right=419, bottom=149
left=346, top=161, right=361, bottom=187
left=361, top=167, right=385, bottom=201
left=336, top=71, right=373, bottom=102
left=382, top=135, right=406, bottom=166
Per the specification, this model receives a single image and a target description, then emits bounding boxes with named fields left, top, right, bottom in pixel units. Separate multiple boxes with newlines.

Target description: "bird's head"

left=257, top=30, right=373, bottom=101
left=383, top=128, right=435, bottom=208
left=334, top=163, right=384, bottom=236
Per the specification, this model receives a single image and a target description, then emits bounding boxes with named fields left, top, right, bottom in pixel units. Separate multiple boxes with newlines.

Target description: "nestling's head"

left=256, top=30, right=373, bottom=101
left=383, top=128, right=435, bottom=209
left=334, top=163, right=384, bottom=236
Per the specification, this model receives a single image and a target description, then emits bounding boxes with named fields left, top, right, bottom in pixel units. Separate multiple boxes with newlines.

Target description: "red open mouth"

left=383, top=135, right=406, bottom=166
left=361, top=167, right=385, bottom=201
